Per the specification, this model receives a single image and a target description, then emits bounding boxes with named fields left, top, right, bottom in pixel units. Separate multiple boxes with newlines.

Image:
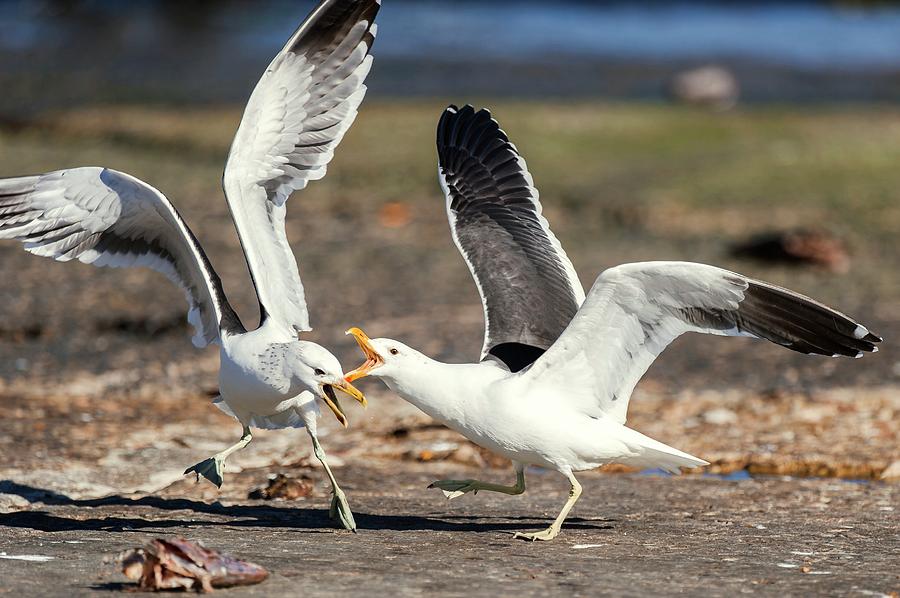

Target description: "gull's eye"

left=389, top=348, right=399, bottom=355
left=314, top=368, right=326, bottom=376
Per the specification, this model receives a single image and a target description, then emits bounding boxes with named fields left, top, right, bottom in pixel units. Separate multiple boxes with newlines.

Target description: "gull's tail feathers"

left=612, top=425, right=708, bottom=474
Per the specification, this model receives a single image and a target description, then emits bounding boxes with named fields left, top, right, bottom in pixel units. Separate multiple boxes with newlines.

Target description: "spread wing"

left=524, top=261, right=882, bottom=424
left=436, top=105, right=584, bottom=372
left=223, top=0, right=380, bottom=332
left=0, top=167, right=242, bottom=347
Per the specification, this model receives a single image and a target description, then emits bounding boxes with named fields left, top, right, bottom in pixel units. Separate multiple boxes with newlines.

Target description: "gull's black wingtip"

left=438, top=104, right=477, bottom=153
left=851, top=329, right=882, bottom=358
left=439, top=104, right=492, bottom=125
left=436, top=104, right=516, bottom=172
left=856, top=325, right=883, bottom=347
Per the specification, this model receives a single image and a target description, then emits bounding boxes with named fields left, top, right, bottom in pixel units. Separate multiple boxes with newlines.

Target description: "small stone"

left=669, top=65, right=739, bottom=110
left=448, top=443, right=487, bottom=468
left=248, top=474, right=314, bottom=500
left=415, top=441, right=459, bottom=462
left=379, top=202, right=412, bottom=228
left=704, top=408, right=738, bottom=425
left=730, top=229, right=850, bottom=272
left=0, top=493, right=29, bottom=514
left=880, top=460, right=900, bottom=482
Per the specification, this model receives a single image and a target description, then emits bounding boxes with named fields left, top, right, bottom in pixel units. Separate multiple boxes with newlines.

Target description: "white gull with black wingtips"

left=0, top=0, right=381, bottom=531
left=345, top=105, right=883, bottom=542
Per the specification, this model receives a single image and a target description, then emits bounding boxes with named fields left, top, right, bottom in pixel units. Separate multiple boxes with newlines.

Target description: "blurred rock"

left=730, top=229, right=850, bottom=272
left=669, top=66, right=739, bottom=110
left=448, top=443, right=488, bottom=468
left=704, top=407, right=738, bottom=425
left=411, top=441, right=460, bottom=462
left=881, top=460, right=900, bottom=482
left=120, top=537, right=268, bottom=592
left=248, top=473, right=314, bottom=500
left=0, top=492, right=29, bottom=514
left=379, top=201, right=412, bottom=228
left=744, top=459, right=884, bottom=480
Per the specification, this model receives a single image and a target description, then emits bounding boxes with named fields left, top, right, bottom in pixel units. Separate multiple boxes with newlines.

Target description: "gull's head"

left=344, top=327, right=421, bottom=382
left=292, top=340, right=366, bottom=428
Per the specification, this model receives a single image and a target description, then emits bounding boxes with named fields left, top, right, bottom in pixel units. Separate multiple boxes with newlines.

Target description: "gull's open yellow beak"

left=321, top=385, right=348, bottom=427
left=321, top=379, right=366, bottom=428
left=344, top=327, right=384, bottom=382
left=333, top=378, right=367, bottom=408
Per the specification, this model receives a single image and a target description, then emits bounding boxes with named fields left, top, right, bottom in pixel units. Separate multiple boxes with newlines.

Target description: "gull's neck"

left=378, top=354, right=506, bottom=430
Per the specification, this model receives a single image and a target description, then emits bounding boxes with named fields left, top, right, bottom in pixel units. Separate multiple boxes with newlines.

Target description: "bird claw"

left=183, top=457, right=225, bottom=488
left=329, top=490, right=357, bottom=532
left=513, top=528, right=560, bottom=542
left=428, top=479, right=479, bottom=501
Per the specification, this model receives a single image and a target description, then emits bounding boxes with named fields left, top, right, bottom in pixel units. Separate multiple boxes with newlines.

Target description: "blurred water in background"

left=1, top=0, right=900, bottom=114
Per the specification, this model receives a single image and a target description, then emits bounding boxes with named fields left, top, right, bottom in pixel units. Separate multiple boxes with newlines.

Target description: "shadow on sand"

left=0, top=481, right=614, bottom=534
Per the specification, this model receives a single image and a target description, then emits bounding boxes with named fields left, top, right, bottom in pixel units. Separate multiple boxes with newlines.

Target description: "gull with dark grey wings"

left=345, top=105, right=882, bottom=541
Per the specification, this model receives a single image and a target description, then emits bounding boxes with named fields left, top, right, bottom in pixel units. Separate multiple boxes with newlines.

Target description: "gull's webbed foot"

left=513, top=526, right=561, bottom=542
left=427, top=479, right=480, bottom=500
left=329, top=487, right=357, bottom=532
left=184, top=455, right=225, bottom=488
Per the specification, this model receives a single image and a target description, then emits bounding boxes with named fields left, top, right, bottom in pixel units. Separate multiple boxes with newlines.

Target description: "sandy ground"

left=1, top=467, right=898, bottom=597
left=0, top=304, right=896, bottom=597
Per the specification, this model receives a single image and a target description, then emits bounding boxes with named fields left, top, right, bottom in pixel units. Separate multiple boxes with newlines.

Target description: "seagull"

left=344, top=105, right=883, bottom=541
left=0, top=0, right=381, bottom=531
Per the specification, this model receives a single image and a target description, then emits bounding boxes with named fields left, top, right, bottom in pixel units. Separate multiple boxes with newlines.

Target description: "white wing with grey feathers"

left=524, top=261, right=882, bottom=424
left=223, top=0, right=380, bottom=333
left=0, top=167, right=242, bottom=347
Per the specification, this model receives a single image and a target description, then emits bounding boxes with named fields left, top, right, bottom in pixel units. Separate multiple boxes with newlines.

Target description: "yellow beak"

left=344, top=327, right=384, bottom=382
left=321, top=379, right=367, bottom=428
left=333, top=378, right=367, bottom=408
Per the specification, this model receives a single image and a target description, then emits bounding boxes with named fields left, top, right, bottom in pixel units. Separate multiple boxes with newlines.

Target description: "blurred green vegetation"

left=0, top=100, right=895, bottom=384
left=7, top=101, right=900, bottom=227
left=1, top=100, right=898, bottom=306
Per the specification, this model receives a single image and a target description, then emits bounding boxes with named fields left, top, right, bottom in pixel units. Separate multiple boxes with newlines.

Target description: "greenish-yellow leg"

left=514, top=472, right=582, bottom=542
left=308, top=430, right=356, bottom=532
left=184, top=425, right=252, bottom=488
left=428, top=464, right=526, bottom=500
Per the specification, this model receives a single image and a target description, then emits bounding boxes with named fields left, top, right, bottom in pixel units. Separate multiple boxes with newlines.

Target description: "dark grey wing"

left=525, top=261, right=882, bottom=423
left=0, top=167, right=243, bottom=346
left=436, top=105, right=585, bottom=372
